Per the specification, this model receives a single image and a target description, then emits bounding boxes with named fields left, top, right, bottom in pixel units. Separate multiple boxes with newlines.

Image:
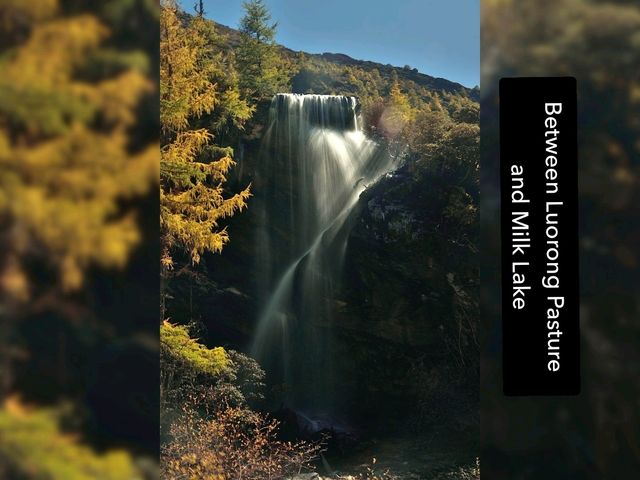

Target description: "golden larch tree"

left=160, top=4, right=251, bottom=271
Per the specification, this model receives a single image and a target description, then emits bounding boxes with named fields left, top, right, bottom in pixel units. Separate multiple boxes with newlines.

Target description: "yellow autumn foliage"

left=160, top=4, right=251, bottom=267
left=0, top=1, right=159, bottom=477
left=0, top=399, right=141, bottom=480
left=0, top=2, right=158, bottom=295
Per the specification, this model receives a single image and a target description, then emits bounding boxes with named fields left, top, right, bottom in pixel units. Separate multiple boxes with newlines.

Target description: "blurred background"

left=482, top=0, right=640, bottom=477
left=0, top=0, right=159, bottom=478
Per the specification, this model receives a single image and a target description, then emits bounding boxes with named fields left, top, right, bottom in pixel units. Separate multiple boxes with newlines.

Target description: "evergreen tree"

left=236, top=0, right=289, bottom=100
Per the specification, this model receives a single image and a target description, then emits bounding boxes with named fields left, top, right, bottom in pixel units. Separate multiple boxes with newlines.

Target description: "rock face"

left=327, top=166, right=478, bottom=425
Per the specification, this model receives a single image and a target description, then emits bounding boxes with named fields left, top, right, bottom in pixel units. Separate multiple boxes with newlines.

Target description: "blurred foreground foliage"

left=0, top=0, right=159, bottom=477
left=0, top=1, right=158, bottom=295
left=482, top=0, right=640, bottom=478
left=0, top=399, right=139, bottom=480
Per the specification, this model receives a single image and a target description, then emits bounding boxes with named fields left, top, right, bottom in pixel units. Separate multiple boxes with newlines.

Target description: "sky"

left=200, top=0, right=480, bottom=88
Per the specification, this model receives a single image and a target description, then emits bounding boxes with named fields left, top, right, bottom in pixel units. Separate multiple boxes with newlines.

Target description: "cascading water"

left=252, top=93, right=392, bottom=411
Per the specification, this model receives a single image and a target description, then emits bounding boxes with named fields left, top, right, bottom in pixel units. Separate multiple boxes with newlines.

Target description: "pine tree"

left=236, top=0, right=289, bottom=100
left=160, top=4, right=251, bottom=272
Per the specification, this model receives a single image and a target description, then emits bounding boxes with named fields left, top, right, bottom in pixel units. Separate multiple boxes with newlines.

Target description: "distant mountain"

left=213, top=22, right=479, bottom=101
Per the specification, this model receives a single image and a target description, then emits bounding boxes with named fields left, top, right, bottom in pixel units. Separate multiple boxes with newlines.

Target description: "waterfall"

left=252, top=93, right=392, bottom=410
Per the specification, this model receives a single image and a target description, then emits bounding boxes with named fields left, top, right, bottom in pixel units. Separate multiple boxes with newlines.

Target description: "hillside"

left=213, top=21, right=479, bottom=101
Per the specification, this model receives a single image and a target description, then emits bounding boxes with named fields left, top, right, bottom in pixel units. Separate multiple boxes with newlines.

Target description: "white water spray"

left=252, top=94, right=392, bottom=408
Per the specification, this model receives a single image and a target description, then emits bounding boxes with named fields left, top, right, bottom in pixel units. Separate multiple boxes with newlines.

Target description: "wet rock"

left=287, top=473, right=320, bottom=480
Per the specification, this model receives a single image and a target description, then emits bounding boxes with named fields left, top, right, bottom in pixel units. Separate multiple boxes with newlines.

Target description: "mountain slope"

left=213, top=21, right=479, bottom=101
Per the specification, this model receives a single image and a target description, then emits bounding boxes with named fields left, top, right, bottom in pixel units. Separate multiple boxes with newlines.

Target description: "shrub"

left=161, top=402, right=322, bottom=480
left=160, top=321, right=265, bottom=412
left=161, top=320, right=228, bottom=379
